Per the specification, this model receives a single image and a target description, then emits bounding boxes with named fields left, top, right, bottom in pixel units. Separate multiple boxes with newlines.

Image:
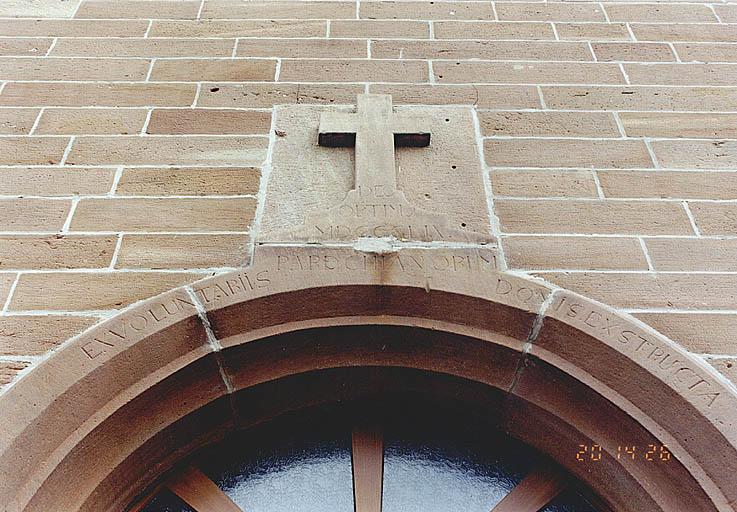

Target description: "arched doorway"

left=0, top=246, right=735, bottom=511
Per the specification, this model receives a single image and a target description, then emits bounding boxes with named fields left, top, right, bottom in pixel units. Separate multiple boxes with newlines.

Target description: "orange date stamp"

left=576, top=444, right=672, bottom=462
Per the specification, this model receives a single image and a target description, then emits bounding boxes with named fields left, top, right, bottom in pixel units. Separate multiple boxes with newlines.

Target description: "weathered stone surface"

left=535, top=291, right=737, bottom=507
left=0, top=167, right=114, bottom=196
left=635, top=312, right=737, bottom=355
left=0, top=316, right=98, bottom=356
left=116, top=167, right=260, bottom=196
left=259, top=99, right=492, bottom=243
left=9, top=271, right=202, bottom=311
left=0, top=236, right=117, bottom=270
left=116, top=234, right=248, bottom=269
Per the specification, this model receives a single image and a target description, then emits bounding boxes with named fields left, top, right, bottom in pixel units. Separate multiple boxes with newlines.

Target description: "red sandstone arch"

left=0, top=245, right=735, bottom=512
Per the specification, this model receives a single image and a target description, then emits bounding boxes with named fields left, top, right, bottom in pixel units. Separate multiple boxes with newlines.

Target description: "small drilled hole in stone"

left=424, top=193, right=431, bottom=199
left=451, top=165, right=457, bottom=169
left=460, top=223, right=467, bottom=228
left=438, top=75, right=443, bottom=79
left=445, top=118, right=450, bottom=122
left=728, top=363, right=734, bottom=368
left=210, top=87, right=220, bottom=92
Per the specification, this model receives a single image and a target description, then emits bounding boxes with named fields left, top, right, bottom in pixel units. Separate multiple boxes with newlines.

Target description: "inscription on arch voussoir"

left=548, top=294, right=722, bottom=409
left=79, top=292, right=197, bottom=360
left=190, top=245, right=548, bottom=314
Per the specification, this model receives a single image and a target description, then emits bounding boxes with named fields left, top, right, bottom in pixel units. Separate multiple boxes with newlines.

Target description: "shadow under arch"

left=0, top=245, right=735, bottom=512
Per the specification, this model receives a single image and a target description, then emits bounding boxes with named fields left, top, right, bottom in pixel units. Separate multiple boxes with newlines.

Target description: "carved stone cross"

left=267, top=93, right=493, bottom=244
left=318, top=94, right=430, bottom=197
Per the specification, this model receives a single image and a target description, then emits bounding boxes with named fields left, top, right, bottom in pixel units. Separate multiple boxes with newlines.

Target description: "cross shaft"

left=318, top=94, right=430, bottom=197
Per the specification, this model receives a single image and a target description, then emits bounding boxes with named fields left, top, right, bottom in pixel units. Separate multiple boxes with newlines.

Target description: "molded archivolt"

left=0, top=245, right=735, bottom=512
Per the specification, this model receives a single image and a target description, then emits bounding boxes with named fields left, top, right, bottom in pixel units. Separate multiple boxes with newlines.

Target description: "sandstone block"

left=631, top=23, right=737, bottom=42
left=434, top=61, right=624, bottom=84
left=504, top=236, right=647, bottom=270
left=0, top=199, right=70, bottom=232
left=0, top=38, right=52, bottom=56
left=592, top=43, right=675, bottom=62
left=35, top=109, right=148, bottom=135
left=635, top=313, right=737, bottom=355
left=555, top=22, right=631, bottom=41
left=361, top=1, right=493, bottom=20
left=9, top=272, right=202, bottom=311
left=604, top=3, right=718, bottom=23
left=150, top=58, right=276, bottom=82
left=0, top=167, right=114, bottom=196
left=331, top=20, right=429, bottom=38
left=479, top=111, right=619, bottom=137
left=51, top=38, right=235, bottom=58
left=237, top=39, right=367, bottom=58
left=689, top=202, right=737, bottom=235
left=715, top=5, right=737, bottom=23
left=371, top=40, right=591, bottom=61
left=652, top=140, right=737, bottom=169
left=598, top=171, right=737, bottom=200
left=485, top=139, right=652, bottom=169
left=116, top=167, right=260, bottom=196
left=0, top=109, right=39, bottom=134
left=535, top=272, right=737, bottom=309
left=149, top=20, right=326, bottom=38
left=198, top=83, right=363, bottom=108
left=675, top=43, right=737, bottom=63
left=0, top=362, right=27, bottom=387
left=624, top=63, right=737, bottom=86
left=369, top=84, right=541, bottom=108
left=0, top=236, right=117, bottom=270
left=70, top=198, right=257, bottom=232
left=279, top=59, right=428, bottom=82
left=496, top=3, right=605, bottom=21
left=495, top=199, right=694, bottom=235
left=646, top=238, right=737, bottom=272
left=0, top=274, right=15, bottom=307
left=0, top=137, right=70, bottom=165
left=203, top=0, right=356, bottom=19
left=620, top=112, right=737, bottom=138
left=0, top=19, right=149, bottom=37
left=0, top=83, right=197, bottom=107
left=0, top=57, right=149, bottom=81
left=434, top=21, right=554, bottom=40
left=146, top=109, right=271, bottom=135
left=66, top=136, right=267, bottom=166
left=491, top=170, right=598, bottom=198
left=0, top=316, right=97, bottom=356
left=541, top=86, right=737, bottom=111
left=75, top=0, right=200, bottom=19
left=116, top=234, right=248, bottom=269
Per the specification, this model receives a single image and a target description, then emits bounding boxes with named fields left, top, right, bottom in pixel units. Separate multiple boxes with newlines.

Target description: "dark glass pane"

left=195, top=411, right=353, bottom=512
left=382, top=419, right=535, bottom=511
left=140, top=488, right=193, bottom=512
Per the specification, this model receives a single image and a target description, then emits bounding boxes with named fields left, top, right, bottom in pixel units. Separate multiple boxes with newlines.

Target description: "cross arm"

left=318, top=111, right=358, bottom=147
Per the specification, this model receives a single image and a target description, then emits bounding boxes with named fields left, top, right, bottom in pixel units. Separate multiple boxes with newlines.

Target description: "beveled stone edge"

left=0, top=245, right=736, bottom=511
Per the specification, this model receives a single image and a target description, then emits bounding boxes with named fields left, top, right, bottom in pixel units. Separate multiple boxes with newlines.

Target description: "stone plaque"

left=259, top=94, right=495, bottom=245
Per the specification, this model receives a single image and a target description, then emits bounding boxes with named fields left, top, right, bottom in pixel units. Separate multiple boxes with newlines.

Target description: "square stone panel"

left=258, top=103, right=492, bottom=243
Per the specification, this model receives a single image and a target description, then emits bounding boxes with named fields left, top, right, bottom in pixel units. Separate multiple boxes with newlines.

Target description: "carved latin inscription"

left=274, top=250, right=496, bottom=274
left=551, top=295, right=721, bottom=408
left=266, top=94, right=493, bottom=244
left=81, top=295, right=196, bottom=360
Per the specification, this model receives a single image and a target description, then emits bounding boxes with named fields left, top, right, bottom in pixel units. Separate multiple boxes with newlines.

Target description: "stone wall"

left=1, top=0, right=736, bottom=390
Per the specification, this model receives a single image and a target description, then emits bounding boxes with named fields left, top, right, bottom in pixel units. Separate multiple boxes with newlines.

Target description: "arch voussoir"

left=0, top=244, right=734, bottom=512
